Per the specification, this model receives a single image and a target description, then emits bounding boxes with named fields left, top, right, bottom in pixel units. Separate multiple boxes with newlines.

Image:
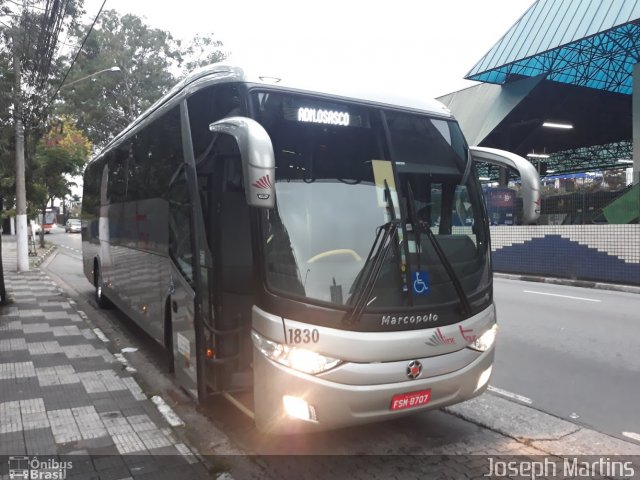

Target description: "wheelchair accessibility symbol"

left=412, top=271, right=430, bottom=296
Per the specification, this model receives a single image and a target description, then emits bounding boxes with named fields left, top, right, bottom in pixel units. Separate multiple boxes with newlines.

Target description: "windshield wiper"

left=407, top=182, right=471, bottom=316
left=344, top=180, right=400, bottom=326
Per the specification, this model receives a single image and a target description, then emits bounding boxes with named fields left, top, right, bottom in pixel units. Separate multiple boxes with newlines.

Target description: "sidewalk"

left=0, top=236, right=209, bottom=478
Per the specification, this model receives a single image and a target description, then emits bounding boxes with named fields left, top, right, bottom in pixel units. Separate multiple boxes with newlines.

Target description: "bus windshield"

left=253, top=91, right=490, bottom=314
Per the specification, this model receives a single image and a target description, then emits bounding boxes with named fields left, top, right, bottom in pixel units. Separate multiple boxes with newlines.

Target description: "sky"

left=66, top=0, right=535, bottom=200
left=82, top=0, right=536, bottom=98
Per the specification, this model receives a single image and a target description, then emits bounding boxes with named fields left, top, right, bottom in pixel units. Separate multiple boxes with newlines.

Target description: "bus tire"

left=94, top=262, right=113, bottom=309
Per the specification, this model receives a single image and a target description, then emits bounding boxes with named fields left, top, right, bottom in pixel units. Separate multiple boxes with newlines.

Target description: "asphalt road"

left=44, top=231, right=640, bottom=444
left=491, top=277, right=640, bottom=442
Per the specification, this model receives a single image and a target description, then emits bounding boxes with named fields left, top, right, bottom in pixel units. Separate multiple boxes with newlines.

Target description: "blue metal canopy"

left=466, top=0, right=640, bottom=94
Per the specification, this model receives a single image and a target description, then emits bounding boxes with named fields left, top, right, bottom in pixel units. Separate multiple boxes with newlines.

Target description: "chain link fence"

left=484, top=171, right=639, bottom=285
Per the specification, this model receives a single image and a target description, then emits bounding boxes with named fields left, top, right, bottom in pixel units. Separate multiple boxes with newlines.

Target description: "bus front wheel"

left=94, top=263, right=113, bottom=309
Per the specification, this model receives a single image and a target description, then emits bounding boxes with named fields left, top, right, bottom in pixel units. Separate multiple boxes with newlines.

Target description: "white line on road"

left=523, top=290, right=601, bottom=302
left=623, top=431, right=640, bottom=443
left=92, top=328, right=110, bottom=343
left=487, top=385, right=533, bottom=404
left=152, top=395, right=185, bottom=427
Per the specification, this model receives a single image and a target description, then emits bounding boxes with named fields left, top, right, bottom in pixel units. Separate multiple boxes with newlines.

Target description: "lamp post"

left=60, top=66, right=121, bottom=89
left=62, top=65, right=134, bottom=121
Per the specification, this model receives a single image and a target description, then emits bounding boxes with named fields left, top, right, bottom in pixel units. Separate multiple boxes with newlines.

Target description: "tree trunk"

left=14, top=31, right=29, bottom=272
left=0, top=198, right=7, bottom=305
left=40, top=203, right=46, bottom=248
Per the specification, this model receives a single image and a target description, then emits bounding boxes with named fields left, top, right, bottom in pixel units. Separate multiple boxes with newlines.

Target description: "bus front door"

left=168, top=164, right=204, bottom=400
left=200, top=141, right=255, bottom=391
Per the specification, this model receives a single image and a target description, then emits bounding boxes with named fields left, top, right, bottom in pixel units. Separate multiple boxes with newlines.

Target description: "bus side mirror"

left=209, top=116, right=276, bottom=209
left=470, top=146, right=541, bottom=225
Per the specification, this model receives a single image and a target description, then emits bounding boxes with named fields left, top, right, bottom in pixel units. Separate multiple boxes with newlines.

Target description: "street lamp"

left=61, top=66, right=121, bottom=89
left=61, top=65, right=134, bottom=120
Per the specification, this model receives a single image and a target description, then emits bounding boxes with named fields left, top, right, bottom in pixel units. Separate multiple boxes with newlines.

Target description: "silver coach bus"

left=82, top=64, right=540, bottom=432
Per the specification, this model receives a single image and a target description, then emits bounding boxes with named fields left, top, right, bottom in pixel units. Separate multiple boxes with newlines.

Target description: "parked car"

left=65, top=218, right=81, bottom=233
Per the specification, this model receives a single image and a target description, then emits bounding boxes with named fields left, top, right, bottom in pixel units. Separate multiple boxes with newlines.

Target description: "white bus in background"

left=82, top=63, right=540, bottom=432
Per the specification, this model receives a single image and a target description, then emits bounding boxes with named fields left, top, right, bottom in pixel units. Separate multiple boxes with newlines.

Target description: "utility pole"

left=0, top=197, right=6, bottom=305
left=13, top=30, right=29, bottom=272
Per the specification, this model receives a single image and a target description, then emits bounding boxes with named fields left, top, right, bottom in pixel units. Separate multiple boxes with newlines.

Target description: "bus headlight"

left=468, top=324, right=498, bottom=352
left=251, top=331, right=342, bottom=375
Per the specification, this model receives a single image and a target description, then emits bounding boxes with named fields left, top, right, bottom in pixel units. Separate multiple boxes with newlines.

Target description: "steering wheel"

left=306, top=249, right=362, bottom=264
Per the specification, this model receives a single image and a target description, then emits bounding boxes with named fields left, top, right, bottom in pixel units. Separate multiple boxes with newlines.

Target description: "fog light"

left=475, top=365, right=493, bottom=392
left=283, top=395, right=317, bottom=422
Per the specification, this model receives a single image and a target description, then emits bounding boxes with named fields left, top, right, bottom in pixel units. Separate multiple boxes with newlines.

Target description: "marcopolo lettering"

left=381, top=313, right=438, bottom=326
left=297, top=107, right=350, bottom=126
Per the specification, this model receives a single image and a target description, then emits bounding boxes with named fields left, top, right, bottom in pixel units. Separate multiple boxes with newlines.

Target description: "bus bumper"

left=253, top=344, right=494, bottom=433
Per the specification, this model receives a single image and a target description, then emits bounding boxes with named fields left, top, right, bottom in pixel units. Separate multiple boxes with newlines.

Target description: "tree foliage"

left=0, top=0, right=86, bottom=210
left=58, top=10, right=227, bottom=147
left=180, top=33, right=227, bottom=74
left=0, top=4, right=226, bottom=226
left=30, top=117, right=91, bottom=245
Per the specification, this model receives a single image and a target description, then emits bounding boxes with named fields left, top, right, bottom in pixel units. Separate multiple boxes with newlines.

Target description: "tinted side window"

left=107, top=144, right=129, bottom=204
left=168, top=167, right=194, bottom=283
left=187, top=83, right=243, bottom=161
left=128, top=107, right=184, bottom=201
left=82, top=157, right=103, bottom=219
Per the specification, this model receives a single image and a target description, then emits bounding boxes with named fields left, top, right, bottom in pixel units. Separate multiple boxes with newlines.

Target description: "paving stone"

left=90, top=465, right=131, bottom=480
left=0, top=361, right=36, bottom=380
left=62, top=344, right=106, bottom=359
left=18, top=309, right=45, bottom=318
left=57, top=335, right=95, bottom=347
left=137, top=430, right=173, bottom=450
left=31, top=353, right=71, bottom=368
left=0, top=377, right=42, bottom=402
left=112, top=432, right=147, bottom=454
left=0, top=338, right=28, bottom=352
left=0, top=430, right=26, bottom=455
left=24, top=427, right=57, bottom=455
left=0, top=349, right=32, bottom=364
left=1, top=242, right=192, bottom=463
left=44, top=311, right=75, bottom=321
left=70, top=357, right=112, bottom=372
left=27, top=341, right=63, bottom=355
left=36, top=365, right=80, bottom=387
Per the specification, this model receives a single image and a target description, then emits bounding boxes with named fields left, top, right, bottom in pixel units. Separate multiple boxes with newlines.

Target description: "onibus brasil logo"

left=8, top=456, right=72, bottom=480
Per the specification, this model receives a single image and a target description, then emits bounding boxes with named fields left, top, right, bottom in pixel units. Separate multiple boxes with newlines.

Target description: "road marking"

left=151, top=395, right=185, bottom=427
left=92, top=328, right=110, bottom=343
left=523, top=290, right=601, bottom=302
left=623, top=431, right=640, bottom=442
left=114, top=353, right=136, bottom=373
left=487, top=385, right=533, bottom=404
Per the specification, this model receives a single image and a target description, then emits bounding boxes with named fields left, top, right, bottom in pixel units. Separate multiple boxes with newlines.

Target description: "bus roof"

left=178, top=63, right=453, bottom=117
left=91, top=63, right=453, bottom=163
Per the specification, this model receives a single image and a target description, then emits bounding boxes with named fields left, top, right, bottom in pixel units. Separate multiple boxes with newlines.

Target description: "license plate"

left=390, top=389, right=431, bottom=411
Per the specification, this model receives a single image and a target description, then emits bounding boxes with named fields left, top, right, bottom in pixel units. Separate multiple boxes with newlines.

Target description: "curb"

left=31, top=243, right=56, bottom=268
left=445, top=392, right=640, bottom=455
left=494, top=272, right=640, bottom=294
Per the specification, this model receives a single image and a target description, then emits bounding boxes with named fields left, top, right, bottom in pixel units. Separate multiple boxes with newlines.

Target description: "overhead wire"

left=35, top=0, right=70, bottom=91
left=45, top=0, right=107, bottom=112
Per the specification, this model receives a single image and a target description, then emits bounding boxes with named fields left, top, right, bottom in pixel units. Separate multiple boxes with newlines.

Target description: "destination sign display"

left=281, top=97, right=370, bottom=128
